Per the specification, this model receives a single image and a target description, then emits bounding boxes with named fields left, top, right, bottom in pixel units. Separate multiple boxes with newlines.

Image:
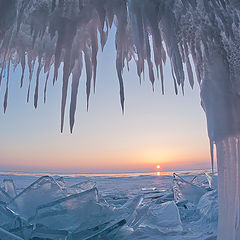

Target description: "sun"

left=156, top=164, right=161, bottom=169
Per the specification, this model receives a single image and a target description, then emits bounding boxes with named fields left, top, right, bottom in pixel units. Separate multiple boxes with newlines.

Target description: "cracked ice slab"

left=7, top=176, right=66, bottom=221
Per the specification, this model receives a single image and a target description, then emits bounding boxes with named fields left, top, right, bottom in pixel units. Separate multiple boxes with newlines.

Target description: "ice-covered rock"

left=141, top=201, right=183, bottom=234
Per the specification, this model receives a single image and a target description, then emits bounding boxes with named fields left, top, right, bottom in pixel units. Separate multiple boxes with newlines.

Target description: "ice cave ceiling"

left=0, top=0, right=240, bottom=141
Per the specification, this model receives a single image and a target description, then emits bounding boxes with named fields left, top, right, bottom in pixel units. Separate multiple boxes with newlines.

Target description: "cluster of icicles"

left=0, top=0, right=240, bottom=134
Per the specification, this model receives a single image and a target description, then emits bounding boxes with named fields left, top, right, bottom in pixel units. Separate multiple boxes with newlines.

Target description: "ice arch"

left=0, top=0, right=240, bottom=239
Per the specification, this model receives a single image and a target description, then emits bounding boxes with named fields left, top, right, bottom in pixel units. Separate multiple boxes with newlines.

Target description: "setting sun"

left=156, top=164, right=161, bottom=169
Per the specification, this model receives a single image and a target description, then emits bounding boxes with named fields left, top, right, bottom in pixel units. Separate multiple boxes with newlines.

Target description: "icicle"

left=0, top=66, right=4, bottom=87
left=116, top=57, right=125, bottom=114
left=185, top=52, right=194, bottom=88
left=44, top=70, right=50, bottom=104
left=90, top=22, right=98, bottom=93
left=53, top=33, right=64, bottom=85
left=172, top=46, right=185, bottom=88
left=95, top=1, right=107, bottom=51
left=70, top=55, right=83, bottom=133
left=100, top=27, right=108, bottom=52
left=83, top=47, right=92, bottom=112
left=3, top=59, right=10, bottom=113
left=34, top=56, right=42, bottom=109
left=170, top=60, right=178, bottom=95
left=144, top=30, right=155, bottom=90
left=20, top=51, right=26, bottom=88
left=160, top=62, right=164, bottom=94
left=128, top=0, right=145, bottom=80
left=0, top=48, right=10, bottom=88
left=27, top=56, right=36, bottom=103
left=61, top=46, right=73, bottom=133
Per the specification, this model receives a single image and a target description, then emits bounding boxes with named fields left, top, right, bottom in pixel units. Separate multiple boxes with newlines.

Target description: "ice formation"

left=173, top=173, right=206, bottom=205
left=141, top=201, right=183, bottom=234
left=0, top=172, right=218, bottom=240
left=0, top=0, right=240, bottom=239
left=7, top=176, right=66, bottom=221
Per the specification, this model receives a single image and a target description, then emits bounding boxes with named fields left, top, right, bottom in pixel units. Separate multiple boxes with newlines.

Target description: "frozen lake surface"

left=0, top=170, right=217, bottom=240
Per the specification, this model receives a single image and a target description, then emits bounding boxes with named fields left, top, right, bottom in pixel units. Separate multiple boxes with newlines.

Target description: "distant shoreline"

left=0, top=168, right=212, bottom=178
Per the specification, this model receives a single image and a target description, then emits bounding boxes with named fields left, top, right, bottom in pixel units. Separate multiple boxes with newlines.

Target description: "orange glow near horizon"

left=0, top=149, right=211, bottom=173
left=0, top=130, right=211, bottom=172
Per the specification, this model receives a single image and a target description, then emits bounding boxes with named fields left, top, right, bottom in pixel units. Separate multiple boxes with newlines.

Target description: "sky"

left=0, top=29, right=211, bottom=173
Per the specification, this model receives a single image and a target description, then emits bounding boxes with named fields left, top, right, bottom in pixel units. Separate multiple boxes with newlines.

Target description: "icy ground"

left=0, top=171, right=218, bottom=240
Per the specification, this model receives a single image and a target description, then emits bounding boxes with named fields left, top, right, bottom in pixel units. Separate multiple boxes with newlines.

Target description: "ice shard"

left=68, top=180, right=96, bottom=195
left=173, top=173, right=206, bottom=205
left=191, top=173, right=217, bottom=190
left=1, top=0, right=240, bottom=239
left=71, top=218, right=126, bottom=240
left=7, top=176, right=66, bottom=221
left=2, top=179, right=17, bottom=199
left=33, top=188, right=117, bottom=232
left=141, top=201, right=183, bottom=234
